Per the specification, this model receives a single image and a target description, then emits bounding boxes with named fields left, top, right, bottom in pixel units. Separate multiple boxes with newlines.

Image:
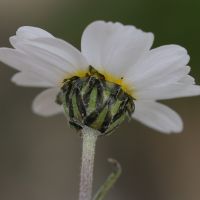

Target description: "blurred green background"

left=1, top=0, right=200, bottom=200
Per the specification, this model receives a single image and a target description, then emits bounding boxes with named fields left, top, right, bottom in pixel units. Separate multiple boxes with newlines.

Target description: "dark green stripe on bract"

left=61, top=68, right=135, bottom=136
left=105, top=111, right=126, bottom=135
left=69, top=121, right=82, bottom=136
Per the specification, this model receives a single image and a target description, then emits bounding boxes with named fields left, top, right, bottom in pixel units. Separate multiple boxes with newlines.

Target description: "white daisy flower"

left=1, top=20, right=200, bottom=134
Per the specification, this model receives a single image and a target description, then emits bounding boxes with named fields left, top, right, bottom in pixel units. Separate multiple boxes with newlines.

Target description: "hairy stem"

left=79, top=126, right=100, bottom=200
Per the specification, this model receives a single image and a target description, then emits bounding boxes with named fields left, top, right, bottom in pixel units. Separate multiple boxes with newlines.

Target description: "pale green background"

left=1, top=0, right=200, bottom=200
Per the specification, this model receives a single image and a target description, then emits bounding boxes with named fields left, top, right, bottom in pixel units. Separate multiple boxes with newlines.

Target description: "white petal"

left=15, top=43, right=77, bottom=76
left=81, top=21, right=154, bottom=80
left=132, top=101, right=183, bottom=133
left=0, top=48, right=29, bottom=71
left=16, top=26, right=54, bottom=39
left=134, top=65, right=191, bottom=95
left=124, top=45, right=190, bottom=91
left=0, top=48, right=65, bottom=86
left=32, top=87, right=63, bottom=117
left=11, top=36, right=89, bottom=74
left=178, top=75, right=195, bottom=84
left=10, top=26, right=54, bottom=48
left=136, top=83, right=200, bottom=100
left=11, top=72, right=54, bottom=87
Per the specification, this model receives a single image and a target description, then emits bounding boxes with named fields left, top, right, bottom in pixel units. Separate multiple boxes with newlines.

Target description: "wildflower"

left=1, top=21, right=200, bottom=134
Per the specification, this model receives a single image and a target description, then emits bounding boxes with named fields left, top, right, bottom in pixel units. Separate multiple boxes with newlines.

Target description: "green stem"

left=79, top=126, right=101, bottom=200
left=92, top=158, right=122, bottom=200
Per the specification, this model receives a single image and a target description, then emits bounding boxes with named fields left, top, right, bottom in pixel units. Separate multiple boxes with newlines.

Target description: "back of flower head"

left=57, top=66, right=135, bottom=137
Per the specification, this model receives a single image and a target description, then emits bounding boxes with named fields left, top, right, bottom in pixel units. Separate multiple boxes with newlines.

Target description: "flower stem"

left=79, top=126, right=100, bottom=200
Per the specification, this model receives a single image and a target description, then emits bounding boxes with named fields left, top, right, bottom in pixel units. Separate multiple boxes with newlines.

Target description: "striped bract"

left=60, top=67, right=135, bottom=136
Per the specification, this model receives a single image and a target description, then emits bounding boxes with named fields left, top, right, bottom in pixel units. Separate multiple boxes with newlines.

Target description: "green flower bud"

left=56, top=66, right=135, bottom=137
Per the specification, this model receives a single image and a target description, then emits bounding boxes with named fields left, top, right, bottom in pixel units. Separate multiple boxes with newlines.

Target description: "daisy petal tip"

left=32, top=106, right=48, bottom=117
left=155, top=122, right=183, bottom=134
left=167, top=115, right=183, bottom=134
left=147, top=32, right=154, bottom=45
left=10, top=76, right=17, bottom=85
left=9, top=36, right=16, bottom=44
left=155, top=125, right=183, bottom=135
left=184, top=66, right=191, bottom=74
left=136, top=29, right=154, bottom=43
left=186, top=54, right=190, bottom=63
left=32, top=107, right=48, bottom=118
left=169, top=121, right=183, bottom=134
left=149, top=31, right=154, bottom=39
left=32, top=88, right=63, bottom=117
left=31, top=101, right=51, bottom=118
left=86, top=20, right=106, bottom=27
left=132, top=101, right=184, bottom=134
left=16, top=26, right=54, bottom=40
left=0, top=48, right=13, bottom=61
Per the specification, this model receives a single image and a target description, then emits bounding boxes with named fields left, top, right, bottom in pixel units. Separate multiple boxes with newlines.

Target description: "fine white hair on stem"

left=79, top=126, right=101, bottom=200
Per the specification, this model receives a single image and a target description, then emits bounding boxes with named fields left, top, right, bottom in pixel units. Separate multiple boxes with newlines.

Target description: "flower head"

left=1, top=21, right=200, bottom=134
